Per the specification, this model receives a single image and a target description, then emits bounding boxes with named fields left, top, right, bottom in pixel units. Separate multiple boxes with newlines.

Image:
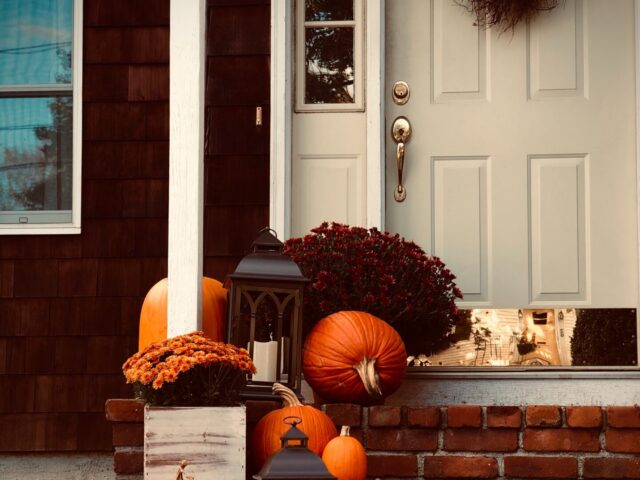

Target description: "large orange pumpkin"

left=251, top=383, right=337, bottom=470
left=138, top=277, right=226, bottom=350
left=303, top=311, right=407, bottom=404
left=322, top=426, right=367, bottom=480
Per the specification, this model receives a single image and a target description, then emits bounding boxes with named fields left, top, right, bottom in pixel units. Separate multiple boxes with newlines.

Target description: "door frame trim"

left=365, top=0, right=385, bottom=229
left=270, top=0, right=293, bottom=239
left=634, top=0, right=640, bottom=364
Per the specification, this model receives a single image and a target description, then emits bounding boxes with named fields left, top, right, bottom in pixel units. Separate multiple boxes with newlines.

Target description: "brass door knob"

left=391, top=116, right=411, bottom=202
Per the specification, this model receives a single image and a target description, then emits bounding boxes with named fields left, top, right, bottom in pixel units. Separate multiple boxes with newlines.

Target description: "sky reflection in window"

left=0, top=0, right=72, bottom=85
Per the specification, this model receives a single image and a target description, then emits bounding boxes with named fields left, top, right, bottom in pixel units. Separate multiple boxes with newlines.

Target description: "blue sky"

left=0, top=0, right=73, bottom=85
left=0, top=0, right=73, bottom=152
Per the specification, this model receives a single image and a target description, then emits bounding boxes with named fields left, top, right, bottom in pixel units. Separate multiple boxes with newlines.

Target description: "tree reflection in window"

left=305, top=0, right=353, bottom=21
left=305, top=27, right=355, bottom=104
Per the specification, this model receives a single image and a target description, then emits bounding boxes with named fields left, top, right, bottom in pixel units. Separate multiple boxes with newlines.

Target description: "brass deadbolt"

left=392, top=81, right=410, bottom=105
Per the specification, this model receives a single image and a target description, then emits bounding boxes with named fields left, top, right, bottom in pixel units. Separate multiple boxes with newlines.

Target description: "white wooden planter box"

left=144, top=405, right=246, bottom=479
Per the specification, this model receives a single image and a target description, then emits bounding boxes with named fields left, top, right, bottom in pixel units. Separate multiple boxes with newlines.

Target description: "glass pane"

left=305, top=0, right=353, bottom=21
left=305, top=27, right=355, bottom=104
left=0, top=0, right=73, bottom=85
left=408, top=308, right=638, bottom=367
left=0, top=96, right=73, bottom=212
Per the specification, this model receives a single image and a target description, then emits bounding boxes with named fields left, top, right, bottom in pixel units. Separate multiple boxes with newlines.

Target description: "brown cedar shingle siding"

left=0, top=0, right=271, bottom=451
left=203, top=0, right=271, bottom=280
left=0, top=0, right=170, bottom=451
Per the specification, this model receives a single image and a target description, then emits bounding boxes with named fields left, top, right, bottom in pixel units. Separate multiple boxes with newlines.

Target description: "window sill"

left=406, top=366, right=640, bottom=380
left=0, top=226, right=81, bottom=235
left=383, top=367, right=640, bottom=405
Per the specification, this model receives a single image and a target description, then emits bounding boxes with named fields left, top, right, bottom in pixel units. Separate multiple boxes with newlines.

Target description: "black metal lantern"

left=226, top=228, right=309, bottom=400
left=253, top=417, right=336, bottom=480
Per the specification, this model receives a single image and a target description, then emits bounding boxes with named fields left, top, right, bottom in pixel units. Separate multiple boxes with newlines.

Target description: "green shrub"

left=571, top=309, right=637, bottom=366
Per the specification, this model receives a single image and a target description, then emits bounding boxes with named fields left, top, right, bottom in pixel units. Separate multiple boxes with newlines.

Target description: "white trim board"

left=365, top=0, right=384, bottom=229
left=167, top=0, right=206, bottom=336
left=634, top=0, right=640, bottom=364
left=269, top=0, right=293, bottom=239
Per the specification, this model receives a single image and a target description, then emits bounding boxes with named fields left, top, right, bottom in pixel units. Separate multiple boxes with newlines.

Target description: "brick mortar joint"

left=496, top=453, right=505, bottom=477
left=577, top=455, right=584, bottom=478
left=416, top=451, right=425, bottom=477
left=561, top=405, right=567, bottom=427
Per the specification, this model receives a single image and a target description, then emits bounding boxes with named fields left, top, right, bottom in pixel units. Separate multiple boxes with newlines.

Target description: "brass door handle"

left=392, top=116, right=411, bottom=202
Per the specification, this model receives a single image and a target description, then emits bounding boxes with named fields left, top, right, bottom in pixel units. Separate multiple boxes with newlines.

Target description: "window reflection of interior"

left=408, top=309, right=638, bottom=368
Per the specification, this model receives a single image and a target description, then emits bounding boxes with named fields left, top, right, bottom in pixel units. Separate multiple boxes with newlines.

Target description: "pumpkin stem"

left=353, top=356, right=382, bottom=399
left=272, top=382, right=303, bottom=407
left=340, top=425, right=350, bottom=437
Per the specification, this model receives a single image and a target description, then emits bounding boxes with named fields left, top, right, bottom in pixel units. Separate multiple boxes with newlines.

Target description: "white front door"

left=385, top=0, right=638, bottom=308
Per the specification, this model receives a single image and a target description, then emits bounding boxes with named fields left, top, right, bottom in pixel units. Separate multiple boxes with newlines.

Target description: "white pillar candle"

left=251, top=340, right=278, bottom=382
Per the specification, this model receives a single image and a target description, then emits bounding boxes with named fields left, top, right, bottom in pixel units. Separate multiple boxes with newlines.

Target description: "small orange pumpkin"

left=303, top=311, right=407, bottom=405
left=322, top=426, right=367, bottom=480
left=251, top=383, right=337, bottom=470
left=138, top=277, right=227, bottom=350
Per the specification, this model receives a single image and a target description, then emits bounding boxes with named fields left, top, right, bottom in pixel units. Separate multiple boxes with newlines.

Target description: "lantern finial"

left=251, top=227, right=283, bottom=253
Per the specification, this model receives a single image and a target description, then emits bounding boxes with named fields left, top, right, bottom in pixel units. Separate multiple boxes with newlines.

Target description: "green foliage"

left=571, top=309, right=637, bottom=366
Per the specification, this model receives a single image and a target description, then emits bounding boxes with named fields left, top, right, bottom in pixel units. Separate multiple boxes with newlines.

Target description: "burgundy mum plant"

left=283, top=222, right=463, bottom=355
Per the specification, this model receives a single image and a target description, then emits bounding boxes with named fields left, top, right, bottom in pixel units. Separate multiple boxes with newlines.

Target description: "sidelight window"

left=295, top=0, right=364, bottom=111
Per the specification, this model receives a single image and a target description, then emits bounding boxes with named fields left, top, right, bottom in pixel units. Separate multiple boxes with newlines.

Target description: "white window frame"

left=294, top=0, right=365, bottom=112
left=0, top=0, right=83, bottom=235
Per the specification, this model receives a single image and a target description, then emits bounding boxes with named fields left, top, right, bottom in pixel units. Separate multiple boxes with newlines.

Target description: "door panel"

left=385, top=0, right=637, bottom=308
left=432, top=0, right=490, bottom=102
left=432, top=156, right=490, bottom=303
left=528, top=0, right=585, bottom=99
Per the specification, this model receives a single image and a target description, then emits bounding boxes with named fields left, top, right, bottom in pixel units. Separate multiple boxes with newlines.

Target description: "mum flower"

left=122, top=331, right=257, bottom=404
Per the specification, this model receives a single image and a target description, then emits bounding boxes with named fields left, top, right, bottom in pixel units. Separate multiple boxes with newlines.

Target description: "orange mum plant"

left=122, top=331, right=256, bottom=406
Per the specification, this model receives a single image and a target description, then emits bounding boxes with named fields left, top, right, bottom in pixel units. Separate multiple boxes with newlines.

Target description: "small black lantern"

left=226, top=228, right=309, bottom=400
left=253, top=417, right=336, bottom=480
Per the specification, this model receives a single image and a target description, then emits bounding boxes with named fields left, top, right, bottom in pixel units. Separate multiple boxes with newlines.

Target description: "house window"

left=295, top=0, right=364, bottom=112
left=0, top=0, right=81, bottom=233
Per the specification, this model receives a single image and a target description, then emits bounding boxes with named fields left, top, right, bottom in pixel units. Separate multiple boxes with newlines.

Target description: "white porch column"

left=167, top=0, right=206, bottom=336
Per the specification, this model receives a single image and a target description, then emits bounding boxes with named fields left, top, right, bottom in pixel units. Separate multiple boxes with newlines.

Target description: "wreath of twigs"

left=457, top=0, right=561, bottom=33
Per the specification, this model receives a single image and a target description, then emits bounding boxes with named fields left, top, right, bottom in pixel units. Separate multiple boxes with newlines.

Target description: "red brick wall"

left=107, top=401, right=640, bottom=479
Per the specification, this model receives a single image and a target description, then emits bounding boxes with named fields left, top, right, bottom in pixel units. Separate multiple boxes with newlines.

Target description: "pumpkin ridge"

left=324, top=313, right=364, bottom=361
left=305, top=327, right=361, bottom=365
